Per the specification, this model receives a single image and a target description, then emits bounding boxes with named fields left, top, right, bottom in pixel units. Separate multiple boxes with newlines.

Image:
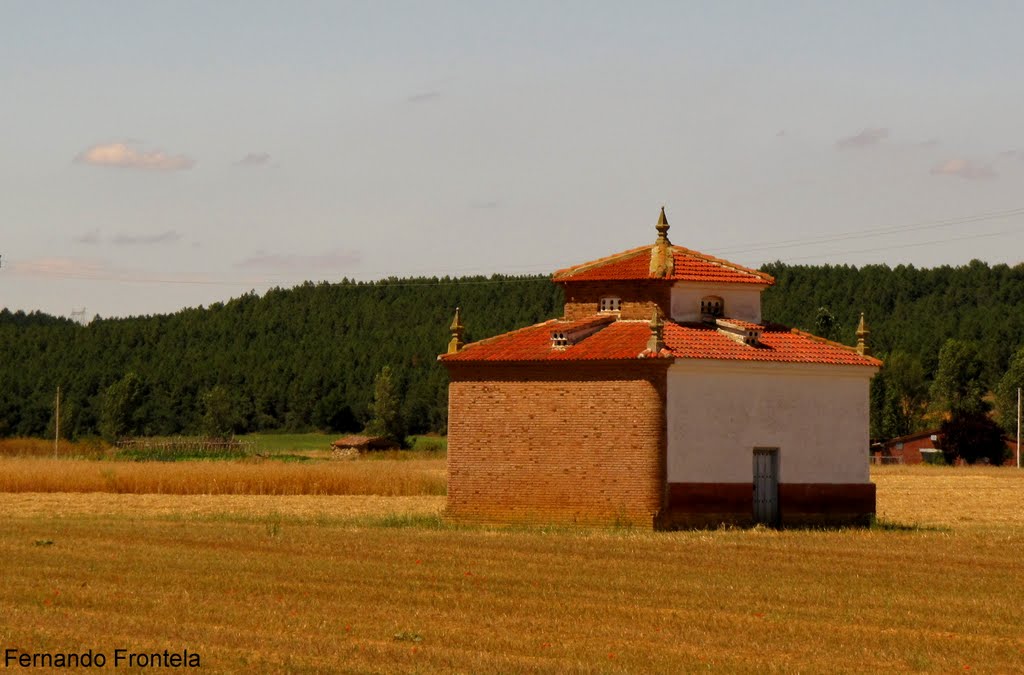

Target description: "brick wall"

left=445, top=361, right=669, bottom=527
left=559, top=281, right=672, bottom=321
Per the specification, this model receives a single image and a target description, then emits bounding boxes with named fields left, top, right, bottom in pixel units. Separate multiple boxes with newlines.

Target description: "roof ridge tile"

left=551, top=243, right=774, bottom=285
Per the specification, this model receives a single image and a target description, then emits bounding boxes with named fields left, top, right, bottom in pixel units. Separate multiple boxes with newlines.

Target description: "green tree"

left=939, top=410, right=1007, bottom=465
left=365, top=366, right=406, bottom=445
left=930, top=340, right=985, bottom=415
left=200, top=385, right=237, bottom=439
left=814, top=306, right=841, bottom=342
left=100, top=372, right=144, bottom=442
left=45, top=396, right=77, bottom=441
left=995, top=344, right=1024, bottom=434
left=885, top=351, right=929, bottom=435
left=930, top=339, right=1007, bottom=464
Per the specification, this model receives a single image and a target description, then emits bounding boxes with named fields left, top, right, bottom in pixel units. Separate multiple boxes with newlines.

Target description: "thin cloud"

left=234, top=249, right=362, bottom=272
left=999, top=149, right=1024, bottom=160
left=11, top=256, right=112, bottom=279
left=236, top=152, right=271, bottom=167
left=836, top=128, right=889, bottom=149
left=111, top=230, right=183, bottom=245
left=74, top=142, right=195, bottom=171
left=470, top=200, right=500, bottom=210
left=407, top=90, right=442, bottom=104
left=930, top=159, right=996, bottom=180
left=9, top=257, right=234, bottom=287
left=74, top=229, right=101, bottom=244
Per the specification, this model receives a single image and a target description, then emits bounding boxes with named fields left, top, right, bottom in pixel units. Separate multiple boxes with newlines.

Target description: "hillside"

left=2, top=261, right=1023, bottom=439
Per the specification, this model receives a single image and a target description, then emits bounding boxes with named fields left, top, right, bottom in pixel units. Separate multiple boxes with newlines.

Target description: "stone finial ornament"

left=649, top=206, right=675, bottom=278
left=448, top=307, right=465, bottom=354
left=655, top=206, right=670, bottom=244
left=647, top=306, right=665, bottom=354
left=856, top=312, right=870, bottom=356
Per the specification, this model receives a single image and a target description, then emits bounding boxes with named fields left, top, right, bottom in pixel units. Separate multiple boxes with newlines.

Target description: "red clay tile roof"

left=552, top=245, right=774, bottom=285
left=441, top=319, right=661, bottom=362
left=440, top=316, right=881, bottom=367
left=664, top=322, right=882, bottom=366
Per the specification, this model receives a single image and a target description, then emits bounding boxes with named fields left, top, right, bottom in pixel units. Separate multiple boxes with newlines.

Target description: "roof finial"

left=448, top=307, right=465, bottom=354
left=856, top=312, right=870, bottom=356
left=649, top=207, right=675, bottom=278
left=656, top=206, right=670, bottom=245
left=646, top=306, right=665, bottom=353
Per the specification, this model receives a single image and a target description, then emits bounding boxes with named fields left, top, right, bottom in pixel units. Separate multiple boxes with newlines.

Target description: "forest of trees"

left=760, top=260, right=1024, bottom=442
left=0, top=276, right=561, bottom=440
left=2, top=260, right=1023, bottom=444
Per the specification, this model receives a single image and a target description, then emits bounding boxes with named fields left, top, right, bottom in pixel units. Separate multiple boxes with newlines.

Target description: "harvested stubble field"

left=1, top=465, right=1022, bottom=673
left=0, top=457, right=446, bottom=496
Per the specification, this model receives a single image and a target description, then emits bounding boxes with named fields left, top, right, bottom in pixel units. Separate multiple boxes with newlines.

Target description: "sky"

left=3, top=1, right=1024, bottom=319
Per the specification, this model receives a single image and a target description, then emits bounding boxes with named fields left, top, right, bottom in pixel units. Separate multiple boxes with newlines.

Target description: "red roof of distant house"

left=331, top=435, right=400, bottom=450
left=552, top=245, right=774, bottom=285
left=440, top=316, right=881, bottom=367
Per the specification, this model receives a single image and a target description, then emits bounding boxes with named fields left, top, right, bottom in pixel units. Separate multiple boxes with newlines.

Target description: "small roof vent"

left=550, top=315, right=616, bottom=350
left=715, top=318, right=762, bottom=346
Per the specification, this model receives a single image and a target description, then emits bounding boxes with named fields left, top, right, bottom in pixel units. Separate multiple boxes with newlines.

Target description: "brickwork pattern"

left=446, top=362, right=669, bottom=527
left=561, top=281, right=672, bottom=321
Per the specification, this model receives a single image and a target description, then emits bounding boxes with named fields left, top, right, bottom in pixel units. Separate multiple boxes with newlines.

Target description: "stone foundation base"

left=658, top=482, right=875, bottom=529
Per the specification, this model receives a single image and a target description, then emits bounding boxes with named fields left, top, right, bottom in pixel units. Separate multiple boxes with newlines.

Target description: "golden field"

left=0, top=457, right=446, bottom=496
left=0, top=465, right=1022, bottom=673
left=0, top=437, right=108, bottom=459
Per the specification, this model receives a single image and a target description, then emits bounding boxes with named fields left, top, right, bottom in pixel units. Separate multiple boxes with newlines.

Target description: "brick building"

left=878, top=430, right=943, bottom=464
left=879, top=430, right=1019, bottom=465
left=439, top=209, right=882, bottom=528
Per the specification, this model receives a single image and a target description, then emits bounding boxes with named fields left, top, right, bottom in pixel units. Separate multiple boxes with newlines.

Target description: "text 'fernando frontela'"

left=4, top=648, right=200, bottom=669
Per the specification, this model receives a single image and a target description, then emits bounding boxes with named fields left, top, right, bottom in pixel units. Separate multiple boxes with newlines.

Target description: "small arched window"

left=599, top=297, right=621, bottom=313
left=700, top=295, right=724, bottom=318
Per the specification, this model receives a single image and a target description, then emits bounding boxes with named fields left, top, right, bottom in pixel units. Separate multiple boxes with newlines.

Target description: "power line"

left=6, top=205, right=1024, bottom=288
left=712, top=206, right=1024, bottom=256
left=782, top=228, right=1021, bottom=262
left=6, top=266, right=554, bottom=288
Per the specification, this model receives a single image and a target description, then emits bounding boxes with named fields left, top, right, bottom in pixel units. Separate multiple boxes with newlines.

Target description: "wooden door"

left=753, top=448, right=779, bottom=526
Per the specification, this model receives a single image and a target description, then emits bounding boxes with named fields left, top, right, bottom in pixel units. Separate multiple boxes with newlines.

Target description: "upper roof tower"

left=552, top=208, right=774, bottom=286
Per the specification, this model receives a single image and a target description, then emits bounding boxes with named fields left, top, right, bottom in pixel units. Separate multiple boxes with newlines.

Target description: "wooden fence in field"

left=116, top=437, right=256, bottom=458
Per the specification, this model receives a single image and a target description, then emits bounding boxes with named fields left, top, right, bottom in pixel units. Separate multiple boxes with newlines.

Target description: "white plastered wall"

left=666, top=360, right=876, bottom=484
left=670, top=283, right=767, bottom=323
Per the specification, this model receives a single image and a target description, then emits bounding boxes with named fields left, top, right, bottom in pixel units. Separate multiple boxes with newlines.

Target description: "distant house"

left=880, top=430, right=1020, bottom=465
left=878, top=431, right=943, bottom=464
left=439, top=209, right=882, bottom=528
left=330, top=435, right=400, bottom=453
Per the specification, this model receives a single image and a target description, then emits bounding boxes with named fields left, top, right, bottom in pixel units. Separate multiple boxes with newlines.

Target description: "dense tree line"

left=762, top=260, right=1024, bottom=444
left=0, top=276, right=561, bottom=439
left=2, top=260, right=1023, bottom=443
left=762, top=260, right=1024, bottom=381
